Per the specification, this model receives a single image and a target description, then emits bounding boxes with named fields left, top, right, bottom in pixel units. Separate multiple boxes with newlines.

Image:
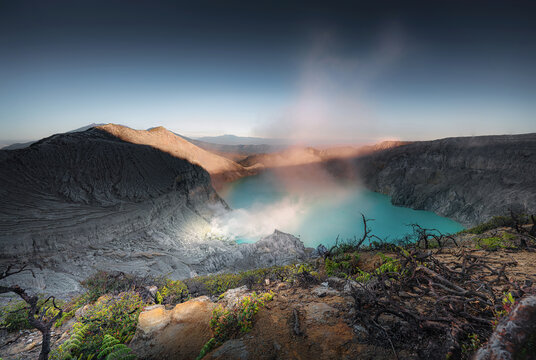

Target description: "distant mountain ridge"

left=194, top=134, right=289, bottom=146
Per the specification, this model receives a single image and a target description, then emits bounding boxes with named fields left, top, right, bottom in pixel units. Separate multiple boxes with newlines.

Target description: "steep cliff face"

left=351, top=133, right=536, bottom=227
left=0, top=129, right=308, bottom=296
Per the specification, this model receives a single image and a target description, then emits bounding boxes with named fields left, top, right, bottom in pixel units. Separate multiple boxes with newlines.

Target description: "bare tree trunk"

left=1, top=266, right=62, bottom=360
left=39, top=329, right=52, bottom=360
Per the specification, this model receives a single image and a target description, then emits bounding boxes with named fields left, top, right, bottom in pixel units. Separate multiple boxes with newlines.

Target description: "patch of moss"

left=476, top=237, right=508, bottom=251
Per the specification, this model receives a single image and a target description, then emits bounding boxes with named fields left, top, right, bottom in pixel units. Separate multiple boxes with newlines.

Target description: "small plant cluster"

left=461, top=333, right=482, bottom=356
left=323, top=250, right=402, bottom=283
left=492, top=292, right=517, bottom=328
left=51, top=292, right=143, bottom=359
left=196, top=291, right=274, bottom=360
left=354, top=253, right=402, bottom=282
left=52, top=323, right=90, bottom=359
left=476, top=232, right=517, bottom=251
left=324, top=251, right=360, bottom=278
left=155, top=279, right=189, bottom=304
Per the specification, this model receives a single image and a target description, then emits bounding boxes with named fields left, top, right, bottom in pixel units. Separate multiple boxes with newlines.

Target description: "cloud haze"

left=257, top=24, right=406, bottom=144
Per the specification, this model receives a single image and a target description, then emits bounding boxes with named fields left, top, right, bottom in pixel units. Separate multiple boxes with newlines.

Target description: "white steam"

left=208, top=168, right=359, bottom=242
left=208, top=196, right=306, bottom=241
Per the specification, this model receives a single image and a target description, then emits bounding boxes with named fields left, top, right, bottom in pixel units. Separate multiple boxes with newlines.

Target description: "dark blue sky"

left=1, top=0, right=535, bottom=144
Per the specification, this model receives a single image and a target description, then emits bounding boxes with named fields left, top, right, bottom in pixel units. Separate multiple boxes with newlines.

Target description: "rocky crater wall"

left=346, top=133, right=536, bottom=227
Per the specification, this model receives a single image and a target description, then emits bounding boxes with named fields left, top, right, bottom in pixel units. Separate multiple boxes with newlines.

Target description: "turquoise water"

left=215, top=171, right=464, bottom=248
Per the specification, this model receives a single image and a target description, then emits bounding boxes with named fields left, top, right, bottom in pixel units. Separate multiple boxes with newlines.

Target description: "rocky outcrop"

left=0, top=129, right=308, bottom=297
left=344, top=133, right=536, bottom=227
left=129, top=284, right=399, bottom=360
left=130, top=297, right=216, bottom=360
left=199, top=230, right=310, bottom=274
left=475, top=295, right=536, bottom=360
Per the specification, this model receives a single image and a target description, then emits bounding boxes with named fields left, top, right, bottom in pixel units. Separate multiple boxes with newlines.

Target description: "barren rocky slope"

left=0, top=128, right=307, bottom=297
left=333, top=133, right=536, bottom=227
left=97, top=124, right=253, bottom=186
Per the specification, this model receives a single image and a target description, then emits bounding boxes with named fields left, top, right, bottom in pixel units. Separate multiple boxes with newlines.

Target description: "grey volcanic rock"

left=0, top=129, right=307, bottom=297
left=348, top=133, right=536, bottom=227
left=198, top=230, right=309, bottom=274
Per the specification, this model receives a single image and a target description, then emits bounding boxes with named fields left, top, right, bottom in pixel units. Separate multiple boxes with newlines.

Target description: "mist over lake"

left=212, top=169, right=464, bottom=248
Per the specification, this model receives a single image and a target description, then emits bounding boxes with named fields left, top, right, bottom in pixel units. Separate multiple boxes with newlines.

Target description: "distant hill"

left=97, top=124, right=253, bottom=186
left=194, top=134, right=288, bottom=146
left=180, top=135, right=285, bottom=162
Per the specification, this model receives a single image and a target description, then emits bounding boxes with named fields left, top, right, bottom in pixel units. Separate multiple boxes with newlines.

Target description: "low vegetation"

left=196, top=291, right=274, bottom=360
left=50, top=292, right=143, bottom=359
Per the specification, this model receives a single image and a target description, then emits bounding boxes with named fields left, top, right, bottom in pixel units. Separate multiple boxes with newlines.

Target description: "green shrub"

left=81, top=271, right=146, bottom=303
left=52, top=292, right=144, bottom=359
left=502, top=232, right=516, bottom=240
left=52, top=323, right=90, bottom=359
left=54, top=293, right=90, bottom=328
left=0, top=301, right=32, bottom=331
left=324, top=252, right=359, bottom=278
left=159, top=279, right=189, bottom=304
left=186, top=273, right=242, bottom=297
left=461, top=333, right=481, bottom=356
left=210, top=291, right=273, bottom=341
left=196, top=292, right=274, bottom=359
left=195, top=338, right=217, bottom=360
left=476, top=237, right=507, bottom=251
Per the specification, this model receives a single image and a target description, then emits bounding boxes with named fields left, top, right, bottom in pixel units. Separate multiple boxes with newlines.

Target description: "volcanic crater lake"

left=216, top=171, right=464, bottom=248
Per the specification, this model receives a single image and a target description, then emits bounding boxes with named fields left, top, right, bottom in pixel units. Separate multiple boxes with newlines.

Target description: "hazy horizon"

left=2, top=122, right=536, bottom=150
left=1, top=0, right=535, bottom=145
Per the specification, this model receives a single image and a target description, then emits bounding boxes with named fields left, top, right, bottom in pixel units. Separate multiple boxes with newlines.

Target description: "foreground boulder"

left=475, top=295, right=536, bottom=360
left=130, top=296, right=215, bottom=359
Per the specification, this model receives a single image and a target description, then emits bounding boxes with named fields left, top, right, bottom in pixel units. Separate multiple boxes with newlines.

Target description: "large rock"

left=130, top=296, right=216, bottom=359
left=475, top=295, right=536, bottom=360
left=197, top=230, right=310, bottom=274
